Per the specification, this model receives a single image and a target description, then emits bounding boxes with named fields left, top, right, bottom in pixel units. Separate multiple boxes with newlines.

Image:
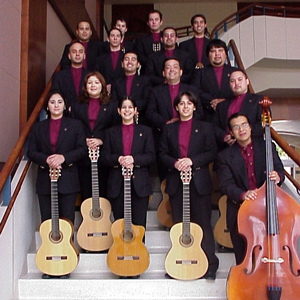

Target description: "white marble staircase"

left=16, top=207, right=235, bottom=300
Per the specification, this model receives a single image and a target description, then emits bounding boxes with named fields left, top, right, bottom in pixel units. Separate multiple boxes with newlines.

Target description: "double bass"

left=227, top=97, right=300, bottom=300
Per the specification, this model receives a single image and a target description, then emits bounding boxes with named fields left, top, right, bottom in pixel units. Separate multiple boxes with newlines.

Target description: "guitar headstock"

left=260, top=96, right=272, bottom=128
left=122, top=166, right=133, bottom=179
left=49, top=167, right=61, bottom=181
left=180, top=169, right=192, bottom=184
left=89, top=147, right=99, bottom=162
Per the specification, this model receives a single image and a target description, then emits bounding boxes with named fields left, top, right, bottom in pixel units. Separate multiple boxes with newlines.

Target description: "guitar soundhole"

left=123, top=231, right=133, bottom=242
left=50, top=231, right=63, bottom=243
left=181, top=234, right=193, bottom=247
left=90, top=208, right=102, bottom=220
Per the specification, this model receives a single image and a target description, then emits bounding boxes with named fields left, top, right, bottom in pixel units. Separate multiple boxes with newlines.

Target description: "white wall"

left=0, top=0, right=22, bottom=162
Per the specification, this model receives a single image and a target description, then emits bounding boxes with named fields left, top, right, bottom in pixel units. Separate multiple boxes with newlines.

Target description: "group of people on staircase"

left=27, top=9, right=285, bottom=280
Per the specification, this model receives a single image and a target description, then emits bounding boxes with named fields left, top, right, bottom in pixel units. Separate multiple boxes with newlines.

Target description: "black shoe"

left=203, top=271, right=216, bottom=280
left=119, top=275, right=140, bottom=279
left=164, top=273, right=173, bottom=279
left=42, top=274, right=70, bottom=279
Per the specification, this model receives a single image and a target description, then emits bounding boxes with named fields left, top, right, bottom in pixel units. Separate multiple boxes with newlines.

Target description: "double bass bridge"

left=262, top=257, right=284, bottom=264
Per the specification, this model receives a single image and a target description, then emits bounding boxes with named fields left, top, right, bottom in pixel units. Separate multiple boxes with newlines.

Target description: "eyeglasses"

left=231, top=122, right=249, bottom=131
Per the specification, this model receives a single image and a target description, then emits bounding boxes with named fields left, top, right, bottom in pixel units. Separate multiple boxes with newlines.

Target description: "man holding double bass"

left=216, top=112, right=285, bottom=265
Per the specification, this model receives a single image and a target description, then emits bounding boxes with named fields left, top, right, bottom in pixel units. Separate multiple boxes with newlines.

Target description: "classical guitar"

left=107, top=166, right=149, bottom=277
left=213, top=195, right=233, bottom=249
left=77, top=147, right=113, bottom=251
left=165, top=169, right=208, bottom=280
left=157, top=179, right=173, bottom=228
left=36, top=168, right=79, bottom=276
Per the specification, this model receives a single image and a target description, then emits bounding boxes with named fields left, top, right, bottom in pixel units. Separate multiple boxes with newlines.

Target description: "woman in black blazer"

left=102, top=97, right=155, bottom=228
left=159, top=91, right=219, bottom=279
left=27, top=91, right=87, bottom=224
left=71, top=71, right=120, bottom=200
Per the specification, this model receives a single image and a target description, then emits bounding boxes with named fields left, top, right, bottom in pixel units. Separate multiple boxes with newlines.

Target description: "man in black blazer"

left=60, top=21, right=104, bottom=71
left=146, top=27, right=194, bottom=86
left=146, top=57, right=202, bottom=180
left=111, top=51, right=152, bottom=125
left=52, top=42, right=90, bottom=106
left=179, top=14, right=210, bottom=68
left=213, top=69, right=264, bottom=150
left=135, top=10, right=164, bottom=74
left=216, top=113, right=285, bottom=264
left=96, top=27, right=125, bottom=94
left=192, top=39, right=237, bottom=122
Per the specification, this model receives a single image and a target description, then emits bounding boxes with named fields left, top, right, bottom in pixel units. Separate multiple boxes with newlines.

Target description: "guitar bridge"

left=117, top=256, right=139, bottom=261
left=46, top=256, right=68, bottom=261
left=87, top=232, right=108, bottom=237
left=176, top=260, right=198, bottom=265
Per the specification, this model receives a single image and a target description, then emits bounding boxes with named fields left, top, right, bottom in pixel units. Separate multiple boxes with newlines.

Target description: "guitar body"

left=214, top=195, right=233, bottom=248
left=77, top=197, right=113, bottom=251
left=107, top=219, right=149, bottom=276
left=36, top=218, right=79, bottom=276
left=157, top=179, right=173, bottom=228
left=165, top=222, right=208, bottom=280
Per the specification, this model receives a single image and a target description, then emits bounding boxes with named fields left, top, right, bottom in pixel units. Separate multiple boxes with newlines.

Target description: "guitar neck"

left=124, top=176, right=132, bottom=235
left=91, top=161, right=100, bottom=212
left=182, top=182, right=191, bottom=238
left=51, top=179, right=60, bottom=241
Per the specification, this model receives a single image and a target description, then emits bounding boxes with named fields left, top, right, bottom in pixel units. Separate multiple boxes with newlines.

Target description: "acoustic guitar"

left=165, top=169, right=208, bottom=280
left=36, top=168, right=79, bottom=276
left=77, top=147, right=113, bottom=251
left=107, top=166, right=149, bottom=277
left=213, top=195, right=233, bottom=249
left=157, top=179, right=173, bottom=228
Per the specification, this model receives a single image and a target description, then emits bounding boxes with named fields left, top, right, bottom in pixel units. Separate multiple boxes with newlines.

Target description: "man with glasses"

left=216, top=112, right=284, bottom=264
left=212, top=69, right=264, bottom=150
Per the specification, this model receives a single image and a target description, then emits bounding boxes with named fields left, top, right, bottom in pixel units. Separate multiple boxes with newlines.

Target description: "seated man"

left=60, top=21, right=104, bottom=71
left=52, top=41, right=90, bottom=106
left=212, top=69, right=264, bottom=150
left=216, top=113, right=285, bottom=264
left=111, top=51, right=152, bottom=126
left=146, top=27, right=194, bottom=86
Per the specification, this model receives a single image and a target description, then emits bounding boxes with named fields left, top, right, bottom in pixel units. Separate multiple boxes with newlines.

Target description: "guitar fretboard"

left=91, top=160, right=100, bottom=213
left=51, top=177, right=60, bottom=241
left=182, top=181, right=191, bottom=239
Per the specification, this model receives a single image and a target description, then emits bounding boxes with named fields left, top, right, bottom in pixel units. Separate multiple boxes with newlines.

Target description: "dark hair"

left=227, top=112, right=251, bottom=130
left=174, top=91, right=198, bottom=110
left=118, top=96, right=137, bottom=109
left=44, top=90, right=68, bottom=117
left=76, top=21, right=91, bottom=30
left=162, top=27, right=178, bottom=37
left=108, top=27, right=123, bottom=38
left=230, top=68, right=248, bottom=79
left=79, top=72, right=110, bottom=105
left=115, top=17, right=127, bottom=26
left=122, top=51, right=139, bottom=62
left=190, top=14, right=210, bottom=37
left=148, top=10, right=162, bottom=21
left=206, top=38, right=228, bottom=58
left=163, top=57, right=181, bottom=71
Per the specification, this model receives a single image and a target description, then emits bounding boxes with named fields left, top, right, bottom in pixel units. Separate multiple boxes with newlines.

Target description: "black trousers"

left=169, top=182, right=219, bottom=273
left=38, top=192, right=77, bottom=225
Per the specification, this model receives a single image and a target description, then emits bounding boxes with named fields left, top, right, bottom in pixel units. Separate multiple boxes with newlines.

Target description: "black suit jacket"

left=159, top=119, right=217, bottom=196
left=146, top=48, right=194, bottom=85
left=60, top=40, right=104, bottom=71
left=27, top=117, right=87, bottom=195
left=146, top=82, right=203, bottom=132
left=102, top=124, right=156, bottom=198
left=135, top=33, right=164, bottom=73
left=179, top=36, right=210, bottom=68
left=51, top=68, right=90, bottom=106
left=111, top=73, right=152, bottom=125
left=216, top=137, right=285, bottom=230
left=212, top=92, right=264, bottom=147
left=96, top=51, right=125, bottom=85
left=71, top=100, right=120, bottom=165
